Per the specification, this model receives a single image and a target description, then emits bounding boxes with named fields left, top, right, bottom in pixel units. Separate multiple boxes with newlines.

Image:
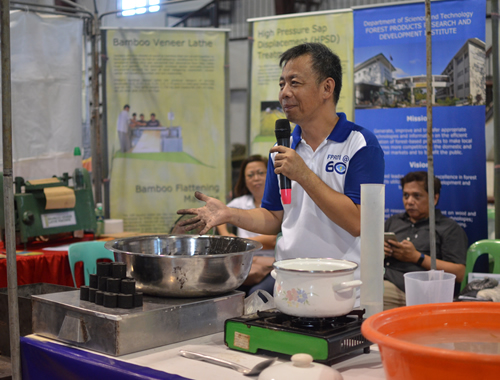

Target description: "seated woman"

left=217, top=155, right=277, bottom=295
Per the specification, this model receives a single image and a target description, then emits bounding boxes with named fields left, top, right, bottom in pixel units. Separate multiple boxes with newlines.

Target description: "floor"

left=0, top=356, right=11, bottom=380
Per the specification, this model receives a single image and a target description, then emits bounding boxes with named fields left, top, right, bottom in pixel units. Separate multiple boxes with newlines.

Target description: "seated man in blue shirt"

left=384, top=171, right=468, bottom=310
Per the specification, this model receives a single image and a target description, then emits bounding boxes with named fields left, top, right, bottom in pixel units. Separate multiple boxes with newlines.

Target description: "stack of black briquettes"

left=79, top=262, right=143, bottom=309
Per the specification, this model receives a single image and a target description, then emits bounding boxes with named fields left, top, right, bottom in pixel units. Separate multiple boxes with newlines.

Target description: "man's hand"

left=270, top=145, right=310, bottom=183
left=177, top=191, right=230, bottom=235
left=384, top=240, right=396, bottom=257
left=385, top=239, right=420, bottom=263
left=270, top=145, right=361, bottom=237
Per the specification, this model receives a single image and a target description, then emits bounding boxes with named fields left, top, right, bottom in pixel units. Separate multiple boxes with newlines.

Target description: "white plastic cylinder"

left=74, top=155, right=82, bottom=169
left=360, top=184, right=385, bottom=317
left=73, top=147, right=84, bottom=237
left=104, top=219, right=124, bottom=234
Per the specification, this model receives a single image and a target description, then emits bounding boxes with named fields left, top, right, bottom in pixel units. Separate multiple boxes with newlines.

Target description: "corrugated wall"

left=226, top=0, right=418, bottom=39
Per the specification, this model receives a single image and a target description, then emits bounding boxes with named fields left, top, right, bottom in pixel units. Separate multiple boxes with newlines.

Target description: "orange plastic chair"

left=68, top=241, right=115, bottom=287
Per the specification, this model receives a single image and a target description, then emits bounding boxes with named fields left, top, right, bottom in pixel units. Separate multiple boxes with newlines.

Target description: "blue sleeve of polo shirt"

left=261, top=152, right=283, bottom=211
left=344, top=145, right=385, bottom=204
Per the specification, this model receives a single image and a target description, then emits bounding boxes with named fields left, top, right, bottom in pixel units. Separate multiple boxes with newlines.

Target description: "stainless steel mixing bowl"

left=104, top=235, right=262, bottom=297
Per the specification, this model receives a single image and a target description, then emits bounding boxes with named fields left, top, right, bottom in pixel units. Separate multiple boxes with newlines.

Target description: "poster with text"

left=104, top=28, right=228, bottom=233
left=249, top=10, right=354, bottom=157
left=354, top=0, right=487, bottom=244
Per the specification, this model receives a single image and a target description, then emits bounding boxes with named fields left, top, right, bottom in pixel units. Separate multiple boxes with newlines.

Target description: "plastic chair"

left=460, top=239, right=500, bottom=291
left=68, top=241, right=115, bottom=287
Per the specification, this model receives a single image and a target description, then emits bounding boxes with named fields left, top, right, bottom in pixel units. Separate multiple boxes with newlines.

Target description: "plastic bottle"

left=73, top=147, right=84, bottom=190
left=73, top=147, right=84, bottom=238
left=95, top=203, right=105, bottom=237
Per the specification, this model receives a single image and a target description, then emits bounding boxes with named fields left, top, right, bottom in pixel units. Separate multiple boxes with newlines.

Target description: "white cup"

left=104, top=219, right=124, bottom=234
left=404, top=270, right=456, bottom=306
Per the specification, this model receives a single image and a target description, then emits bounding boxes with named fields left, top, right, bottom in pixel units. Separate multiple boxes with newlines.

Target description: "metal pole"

left=91, top=13, right=103, bottom=205
left=1, top=1, right=22, bottom=378
left=493, top=1, right=500, bottom=238
left=224, top=33, right=231, bottom=200
left=246, top=21, right=254, bottom=155
left=213, top=0, right=220, bottom=28
left=101, top=29, right=111, bottom=219
left=425, top=0, right=437, bottom=269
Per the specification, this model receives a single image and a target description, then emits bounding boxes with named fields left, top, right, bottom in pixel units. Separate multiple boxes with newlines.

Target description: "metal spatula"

left=179, top=350, right=277, bottom=376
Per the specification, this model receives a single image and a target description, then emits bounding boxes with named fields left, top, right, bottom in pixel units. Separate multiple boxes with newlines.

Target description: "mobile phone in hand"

left=384, top=232, right=397, bottom=243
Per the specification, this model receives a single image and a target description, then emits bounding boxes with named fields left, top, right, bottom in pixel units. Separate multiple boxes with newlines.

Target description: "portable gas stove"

left=224, top=308, right=371, bottom=364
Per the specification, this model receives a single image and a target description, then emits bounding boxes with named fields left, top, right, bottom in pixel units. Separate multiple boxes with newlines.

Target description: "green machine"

left=0, top=168, right=97, bottom=246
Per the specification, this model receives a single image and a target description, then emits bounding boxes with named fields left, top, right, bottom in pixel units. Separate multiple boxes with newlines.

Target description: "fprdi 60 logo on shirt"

left=325, top=155, right=349, bottom=174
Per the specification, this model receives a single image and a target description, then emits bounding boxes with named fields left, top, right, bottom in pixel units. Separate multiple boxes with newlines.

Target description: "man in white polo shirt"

left=117, top=104, right=130, bottom=153
left=178, top=43, right=384, bottom=283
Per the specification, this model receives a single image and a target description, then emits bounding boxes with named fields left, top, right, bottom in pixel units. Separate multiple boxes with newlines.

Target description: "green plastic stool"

left=68, top=241, right=115, bottom=287
left=461, top=239, right=500, bottom=291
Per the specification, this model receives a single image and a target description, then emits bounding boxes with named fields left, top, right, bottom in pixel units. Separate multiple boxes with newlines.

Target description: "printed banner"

left=249, top=11, right=354, bottom=157
left=4, top=11, right=83, bottom=180
left=354, top=0, right=487, bottom=244
left=104, top=28, right=228, bottom=233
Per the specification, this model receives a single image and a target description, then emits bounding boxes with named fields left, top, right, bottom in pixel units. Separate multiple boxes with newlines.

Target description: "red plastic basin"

left=361, top=302, right=500, bottom=380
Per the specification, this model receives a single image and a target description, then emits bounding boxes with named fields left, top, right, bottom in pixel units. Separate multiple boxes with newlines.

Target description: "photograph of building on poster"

left=353, top=0, right=487, bottom=244
left=354, top=38, right=485, bottom=109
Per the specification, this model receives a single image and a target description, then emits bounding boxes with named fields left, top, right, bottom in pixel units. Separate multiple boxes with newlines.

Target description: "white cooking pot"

left=271, top=258, right=362, bottom=318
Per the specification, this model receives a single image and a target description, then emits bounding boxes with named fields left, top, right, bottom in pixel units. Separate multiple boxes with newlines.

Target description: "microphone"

left=274, top=119, right=292, bottom=205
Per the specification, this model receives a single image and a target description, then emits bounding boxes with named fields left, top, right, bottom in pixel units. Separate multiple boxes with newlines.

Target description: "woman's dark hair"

left=233, top=155, right=268, bottom=198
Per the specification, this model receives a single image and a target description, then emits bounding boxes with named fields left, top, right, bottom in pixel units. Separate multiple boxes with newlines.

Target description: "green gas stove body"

left=224, top=308, right=371, bottom=364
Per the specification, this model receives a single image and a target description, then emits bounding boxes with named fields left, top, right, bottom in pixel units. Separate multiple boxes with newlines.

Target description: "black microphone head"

left=275, top=119, right=291, bottom=139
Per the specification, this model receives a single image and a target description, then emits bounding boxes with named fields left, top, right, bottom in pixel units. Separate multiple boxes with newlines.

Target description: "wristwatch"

left=416, top=252, right=425, bottom=266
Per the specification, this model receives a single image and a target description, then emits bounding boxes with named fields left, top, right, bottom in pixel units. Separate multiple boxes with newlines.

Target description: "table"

left=20, top=333, right=386, bottom=380
left=0, top=232, right=156, bottom=289
left=0, top=235, right=98, bottom=289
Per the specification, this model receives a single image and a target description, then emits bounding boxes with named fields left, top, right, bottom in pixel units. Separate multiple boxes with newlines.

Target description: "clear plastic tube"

left=360, top=184, right=385, bottom=317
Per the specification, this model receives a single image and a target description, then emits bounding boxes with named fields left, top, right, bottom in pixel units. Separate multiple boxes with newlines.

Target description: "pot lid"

left=273, top=258, right=357, bottom=274
left=258, top=353, right=343, bottom=380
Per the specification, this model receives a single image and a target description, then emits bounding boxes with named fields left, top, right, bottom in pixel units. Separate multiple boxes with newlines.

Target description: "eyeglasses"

left=246, top=171, right=266, bottom=179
